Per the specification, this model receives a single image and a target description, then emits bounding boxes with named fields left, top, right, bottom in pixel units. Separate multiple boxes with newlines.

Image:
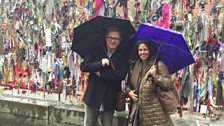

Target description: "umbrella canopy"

left=130, top=23, right=195, bottom=74
left=71, top=16, right=136, bottom=58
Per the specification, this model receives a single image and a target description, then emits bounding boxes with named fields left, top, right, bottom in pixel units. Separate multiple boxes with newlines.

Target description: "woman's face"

left=138, top=43, right=150, bottom=61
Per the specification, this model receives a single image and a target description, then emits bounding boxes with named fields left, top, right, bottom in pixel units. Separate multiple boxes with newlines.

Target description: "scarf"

left=130, top=57, right=155, bottom=94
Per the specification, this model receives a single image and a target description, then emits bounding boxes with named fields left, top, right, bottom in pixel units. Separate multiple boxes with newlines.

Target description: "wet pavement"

left=171, top=111, right=224, bottom=126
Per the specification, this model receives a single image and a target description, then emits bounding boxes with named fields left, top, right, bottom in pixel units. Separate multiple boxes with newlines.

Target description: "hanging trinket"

left=134, top=0, right=141, bottom=23
left=155, top=2, right=171, bottom=29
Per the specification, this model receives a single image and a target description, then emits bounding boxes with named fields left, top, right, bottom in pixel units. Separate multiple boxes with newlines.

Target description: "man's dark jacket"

left=80, top=46, right=129, bottom=110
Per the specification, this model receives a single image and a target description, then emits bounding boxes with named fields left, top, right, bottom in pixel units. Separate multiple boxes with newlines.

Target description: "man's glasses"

left=106, top=36, right=121, bottom=41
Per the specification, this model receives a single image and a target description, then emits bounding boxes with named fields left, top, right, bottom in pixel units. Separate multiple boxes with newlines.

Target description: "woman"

left=126, top=39, right=174, bottom=126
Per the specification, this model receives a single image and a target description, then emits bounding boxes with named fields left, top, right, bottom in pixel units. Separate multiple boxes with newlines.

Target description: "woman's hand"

left=148, top=65, right=157, bottom=77
left=128, top=90, right=138, bottom=102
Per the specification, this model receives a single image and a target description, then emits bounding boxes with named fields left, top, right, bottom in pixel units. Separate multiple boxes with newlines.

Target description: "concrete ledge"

left=0, top=99, right=49, bottom=120
left=0, top=98, right=49, bottom=126
left=48, top=104, right=85, bottom=126
left=0, top=112, right=48, bottom=126
left=0, top=98, right=86, bottom=126
left=2, top=97, right=224, bottom=126
left=0, top=97, right=127, bottom=126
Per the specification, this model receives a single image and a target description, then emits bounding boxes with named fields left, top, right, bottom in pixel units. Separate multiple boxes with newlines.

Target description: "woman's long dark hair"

left=130, top=39, right=158, bottom=62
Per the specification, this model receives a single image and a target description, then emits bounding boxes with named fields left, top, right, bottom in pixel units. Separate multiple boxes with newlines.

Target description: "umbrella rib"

left=161, top=43, right=192, bottom=55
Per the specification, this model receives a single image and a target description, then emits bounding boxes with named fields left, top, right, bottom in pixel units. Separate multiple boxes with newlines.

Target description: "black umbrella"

left=71, top=16, right=136, bottom=58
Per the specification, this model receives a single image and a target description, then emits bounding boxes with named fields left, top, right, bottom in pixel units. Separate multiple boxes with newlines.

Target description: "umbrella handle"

left=103, top=47, right=116, bottom=70
left=108, top=57, right=116, bottom=71
left=153, top=45, right=161, bottom=65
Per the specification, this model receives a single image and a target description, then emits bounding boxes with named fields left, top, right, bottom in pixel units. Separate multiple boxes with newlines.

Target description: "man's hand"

left=102, top=58, right=110, bottom=67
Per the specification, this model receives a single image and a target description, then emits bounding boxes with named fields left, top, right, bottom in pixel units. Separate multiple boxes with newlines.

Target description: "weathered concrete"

left=0, top=112, right=48, bottom=126
left=48, top=104, right=85, bottom=126
left=0, top=97, right=128, bottom=126
left=0, top=99, right=49, bottom=126
left=0, top=96, right=223, bottom=126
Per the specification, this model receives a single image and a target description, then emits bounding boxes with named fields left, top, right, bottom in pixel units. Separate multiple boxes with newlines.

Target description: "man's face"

left=106, top=31, right=121, bottom=51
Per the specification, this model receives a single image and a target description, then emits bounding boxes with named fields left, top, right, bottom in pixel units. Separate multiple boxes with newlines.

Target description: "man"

left=80, top=27, right=129, bottom=126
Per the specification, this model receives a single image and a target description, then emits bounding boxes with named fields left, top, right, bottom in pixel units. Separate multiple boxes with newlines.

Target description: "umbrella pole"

left=153, top=46, right=161, bottom=65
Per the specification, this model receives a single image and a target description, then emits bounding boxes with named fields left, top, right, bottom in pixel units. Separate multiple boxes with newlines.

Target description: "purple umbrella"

left=130, top=23, right=195, bottom=74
